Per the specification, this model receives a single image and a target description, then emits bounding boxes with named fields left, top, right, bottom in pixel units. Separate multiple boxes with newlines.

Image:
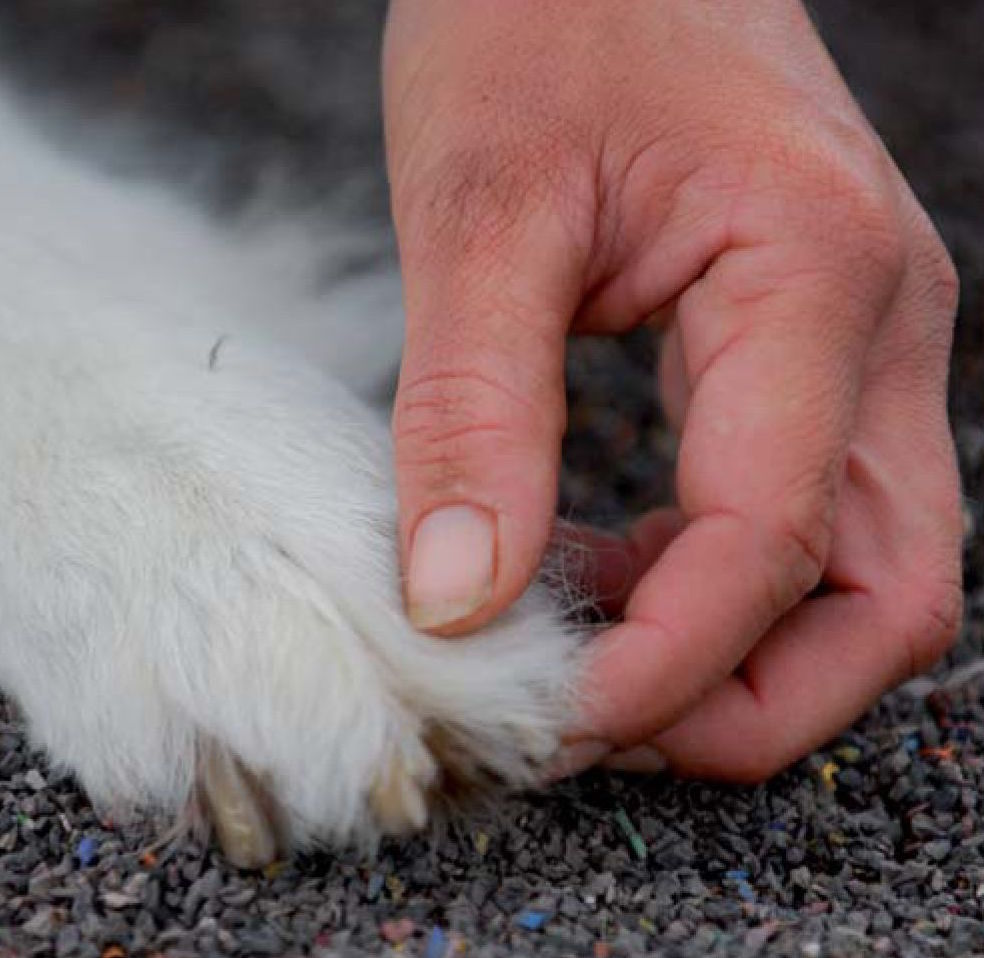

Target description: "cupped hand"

left=382, top=0, right=963, bottom=779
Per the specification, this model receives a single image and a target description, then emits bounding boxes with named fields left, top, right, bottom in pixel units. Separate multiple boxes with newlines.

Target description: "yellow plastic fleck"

left=474, top=831, right=489, bottom=856
left=386, top=874, right=406, bottom=903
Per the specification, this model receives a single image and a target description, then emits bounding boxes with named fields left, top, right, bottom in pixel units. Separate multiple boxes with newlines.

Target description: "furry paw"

left=0, top=325, right=581, bottom=866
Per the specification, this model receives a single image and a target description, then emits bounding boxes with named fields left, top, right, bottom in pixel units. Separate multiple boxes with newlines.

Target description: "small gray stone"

left=924, top=840, right=952, bottom=863
left=791, top=867, right=812, bottom=889
left=24, top=768, right=47, bottom=791
left=22, top=906, right=59, bottom=937
left=55, top=923, right=81, bottom=957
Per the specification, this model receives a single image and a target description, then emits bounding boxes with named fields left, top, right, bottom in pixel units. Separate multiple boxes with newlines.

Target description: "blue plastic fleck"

left=515, top=910, right=550, bottom=931
left=904, top=734, right=921, bottom=754
left=75, top=836, right=97, bottom=867
left=366, top=872, right=384, bottom=901
left=725, top=869, right=755, bottom=902
left=425, top=926, right=448, bottom=958
left=736, top=881, right=757, bottom=902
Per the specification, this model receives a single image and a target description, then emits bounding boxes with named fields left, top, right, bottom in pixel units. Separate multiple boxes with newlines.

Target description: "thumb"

left=392, top=190, right=585, bottom=635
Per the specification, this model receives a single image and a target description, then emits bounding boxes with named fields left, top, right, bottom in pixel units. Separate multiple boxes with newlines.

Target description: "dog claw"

left=198, top=737, right=279, bottom=869
left=369, top=748, right=433, bottom=835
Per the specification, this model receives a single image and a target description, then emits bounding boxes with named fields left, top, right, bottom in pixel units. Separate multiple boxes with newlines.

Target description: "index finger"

left=580, top=237, right=894, bottom=747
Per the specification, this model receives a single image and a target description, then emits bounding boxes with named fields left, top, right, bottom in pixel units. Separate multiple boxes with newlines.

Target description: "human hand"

left=383, top=0, right=963, bottom=778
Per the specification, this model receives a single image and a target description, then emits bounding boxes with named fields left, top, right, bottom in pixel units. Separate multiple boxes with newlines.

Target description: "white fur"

left=0, top=87, right=581, bottom=854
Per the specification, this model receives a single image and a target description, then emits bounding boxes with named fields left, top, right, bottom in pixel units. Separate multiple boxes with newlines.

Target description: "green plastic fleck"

left=614, top=807, right=647, bottom=860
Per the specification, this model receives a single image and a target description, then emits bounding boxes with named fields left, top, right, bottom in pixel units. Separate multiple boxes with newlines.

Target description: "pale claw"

left=198, top=736, right=279, bottom=869
left=369, top=747, right=435, bottom=835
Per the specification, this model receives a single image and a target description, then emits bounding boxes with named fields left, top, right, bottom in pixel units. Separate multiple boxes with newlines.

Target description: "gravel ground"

left=0, top=2, right=982, bottom=956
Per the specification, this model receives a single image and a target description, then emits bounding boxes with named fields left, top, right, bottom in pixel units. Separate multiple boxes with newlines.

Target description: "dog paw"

left=0, top=328, right=581, bottom=865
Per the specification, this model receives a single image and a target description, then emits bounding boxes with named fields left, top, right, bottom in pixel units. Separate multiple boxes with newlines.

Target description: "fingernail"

left=543, top=738, right=613, bottom=782
left=602, top=745, right=668, bottom=775
left=407, top=505, right=495, bottom=630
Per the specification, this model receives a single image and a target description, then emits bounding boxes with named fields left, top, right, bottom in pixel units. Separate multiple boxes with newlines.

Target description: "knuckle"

left=904, top=574, right=964, bottom=675
left=762, top=488, right=834, bottom=613
left=392, top=368, right=540, bottom=475
left=407, top=148, right=532, bottom=259
left=779, top=514, right=828, bottom=590
left=829, top=190, right=905, bottom=286
left=932, top=256, right=961, bottom=319
left=774, top=145, right=906, bottom=288
left=395, top=138, right=589, bottom=269
left=914, top=231, right=961, bottom=318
